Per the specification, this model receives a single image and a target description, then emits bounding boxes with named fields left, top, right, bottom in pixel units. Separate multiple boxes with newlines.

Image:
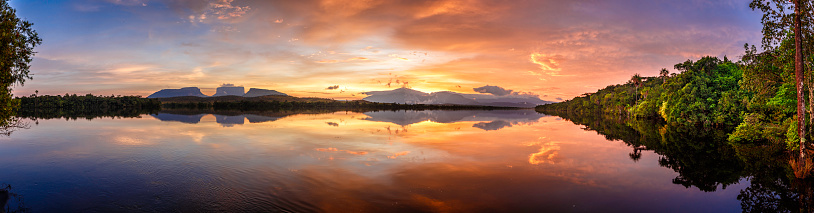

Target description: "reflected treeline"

left=15, top=108, right=159, bottom=120
left=543, top=111, right=814, bottom=212
left=0, top=184, right=29, bottom=213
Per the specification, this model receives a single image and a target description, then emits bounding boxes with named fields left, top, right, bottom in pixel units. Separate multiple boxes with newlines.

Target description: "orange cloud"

left=315, top=57, right=371, bottom=64
left=529, top=53, right=563, bottom=72
left=316, top=59, right=339, bottom=63
left=210, top=0, right=251, bottom=20
left=315, top=147, right=369, bottom=155
left=17, top=0, right=763, bottom=101
left=387, top=151, right=410, bottom=159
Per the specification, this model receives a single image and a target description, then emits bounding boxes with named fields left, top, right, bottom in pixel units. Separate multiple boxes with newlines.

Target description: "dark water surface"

left=0, top=109, right=798, bottom=212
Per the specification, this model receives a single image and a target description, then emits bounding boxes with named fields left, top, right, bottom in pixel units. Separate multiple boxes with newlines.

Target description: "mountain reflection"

left=149, top=113, right=206, bottom=124
left=148, top=109, right=297, bottom=127
left=363, top=110, right=546, bottom=130
left=9, top=109, right=811, bottom=212
left=150, top=109, right=546, bottom=130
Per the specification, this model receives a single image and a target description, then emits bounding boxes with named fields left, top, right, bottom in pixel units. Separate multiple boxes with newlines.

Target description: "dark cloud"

left=326, top=85, right=339, bottom=90
left=473, top=85, right=513, bottom=96
left=556, top=97, right=563, bottom=101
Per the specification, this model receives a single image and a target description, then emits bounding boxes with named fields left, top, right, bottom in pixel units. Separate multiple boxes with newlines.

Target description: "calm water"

left=0, top=109, right=772, bottom=212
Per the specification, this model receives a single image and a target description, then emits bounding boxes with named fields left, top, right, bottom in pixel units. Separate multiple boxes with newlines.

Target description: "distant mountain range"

left=362, top=88, right=554, bottom=108
left=147, top=86, right=553, bottom=108
left=147, top=86, right=287, bottom=98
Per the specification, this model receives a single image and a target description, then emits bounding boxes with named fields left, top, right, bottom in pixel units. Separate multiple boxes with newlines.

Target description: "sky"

left=11, top=0, right=763, bottom=100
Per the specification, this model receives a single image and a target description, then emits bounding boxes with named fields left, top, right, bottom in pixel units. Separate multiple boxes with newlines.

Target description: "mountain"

left=362, top=87, right=433, bottom=104
left=362, top=88, right=553, bottom=107
left=243, top=88, right=288, bottom=97
left=148, top=86, right=289, bottom=98
left=213, top=86, right=245, bottom=97
left=432, top=91, right=479, bottom=105
left=147, top=87, right=207, bottom=98
left=460, top=94, right=553, bottom=106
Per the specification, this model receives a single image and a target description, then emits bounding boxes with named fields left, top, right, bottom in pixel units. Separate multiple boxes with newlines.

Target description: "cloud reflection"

left=4, top=110, right=742, bottom=211
left=528, top=143, right=562, bottom=165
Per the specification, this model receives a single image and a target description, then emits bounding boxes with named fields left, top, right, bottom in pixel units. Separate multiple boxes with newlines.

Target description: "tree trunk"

left=795, top=0, right=806, bottom=170
left=809, top=80, right=813, bottom=139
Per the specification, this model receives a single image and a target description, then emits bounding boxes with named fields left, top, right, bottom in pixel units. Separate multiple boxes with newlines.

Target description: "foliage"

left=0, top=0, right=40, bottom=122
left=15, top=94, right=161, bottom=120
left=537, top=56, right=745, bottom=128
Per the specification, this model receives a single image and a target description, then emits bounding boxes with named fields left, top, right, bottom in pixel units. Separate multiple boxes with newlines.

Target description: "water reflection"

left=0, top=184, right=28, bottom=213
left=1, top=109, right=788, bottom=212
left=0, top=118, right=28, bottom=137
left=363, top=110, right=546, bottom=130
left=150, top=109, right=547, bottom=130
left=545, top=111, right=814, bottom=212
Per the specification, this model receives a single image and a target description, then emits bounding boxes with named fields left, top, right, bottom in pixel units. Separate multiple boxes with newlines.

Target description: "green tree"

left=630, top=73, right=642, bottom=103
left=0, top=0, right=40, bottom=122
left=659, top=68, right=669, bottom=84
left=750, top=0, right=813, bottom=177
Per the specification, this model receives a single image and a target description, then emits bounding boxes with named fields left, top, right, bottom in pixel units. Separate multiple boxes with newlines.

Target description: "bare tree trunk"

left=795, top=0, right=807, bottom=170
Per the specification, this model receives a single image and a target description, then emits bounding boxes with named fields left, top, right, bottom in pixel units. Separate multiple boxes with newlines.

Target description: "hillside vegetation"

left=536, top=40, right=804, bottom=158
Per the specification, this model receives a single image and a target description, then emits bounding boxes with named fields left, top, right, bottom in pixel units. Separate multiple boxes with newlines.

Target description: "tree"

left=794, top=0, right=805, bottom=167
left=750, top=0, right=813, bottom=177
left=659, top=68, right=669, bottom=84
left=0, top=0, right=40, bottom=121
left=630, top=74, right=642, bottom=102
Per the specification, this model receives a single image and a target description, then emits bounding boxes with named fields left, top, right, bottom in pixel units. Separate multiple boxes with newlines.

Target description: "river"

left=0, top=109, right=807, bottom=212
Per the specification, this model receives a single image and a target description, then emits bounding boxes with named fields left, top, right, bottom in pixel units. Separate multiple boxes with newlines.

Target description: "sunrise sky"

left=11, top=0, right=763, bottom=101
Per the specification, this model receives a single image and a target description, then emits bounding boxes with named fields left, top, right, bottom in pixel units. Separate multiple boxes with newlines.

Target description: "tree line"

left=539, top=0, right=814, bottom=178
left=536, top=56, right=744, bottom=127
left=13, top=94, right=519, bottom=120
left=15, top=94, right=161, bottom=119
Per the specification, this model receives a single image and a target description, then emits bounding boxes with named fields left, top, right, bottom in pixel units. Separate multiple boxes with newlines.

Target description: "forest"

left=15, top=94, right=161, bottom=120
left=537, top=0, right=814, bottom=178
left=535, top=44, right=811, bottom=177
